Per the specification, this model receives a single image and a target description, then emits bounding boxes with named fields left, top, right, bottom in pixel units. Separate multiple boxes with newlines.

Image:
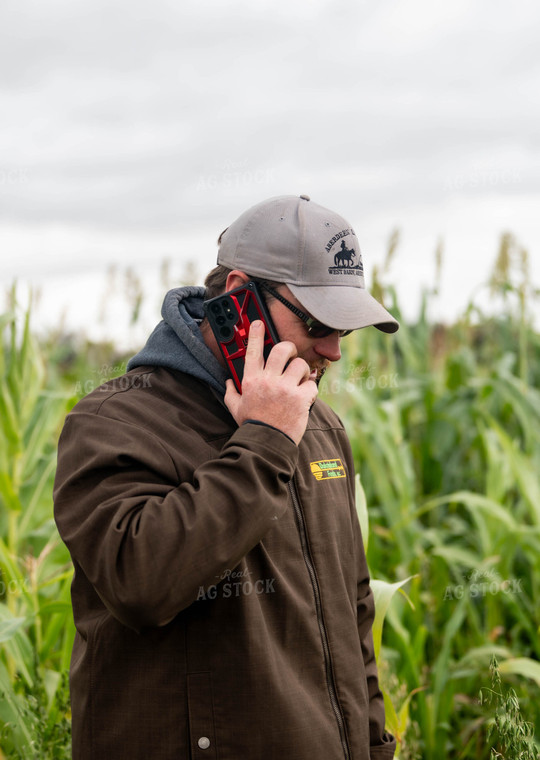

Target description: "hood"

left=127, top=286, right=228, bottom=395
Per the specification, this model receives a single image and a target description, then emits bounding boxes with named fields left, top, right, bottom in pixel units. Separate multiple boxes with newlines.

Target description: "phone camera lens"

left=219, top=327, right=231, bottom=338
left=210, top=303, right=221, bottom=314
left=216, top=316, right=225, bottom=326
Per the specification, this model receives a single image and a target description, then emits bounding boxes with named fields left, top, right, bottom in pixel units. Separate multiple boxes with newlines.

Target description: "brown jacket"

left=54, top=366, right=396, bottom=759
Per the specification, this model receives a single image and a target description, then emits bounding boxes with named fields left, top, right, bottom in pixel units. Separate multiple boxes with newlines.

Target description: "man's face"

left=266, top=285, right=343, bottom=383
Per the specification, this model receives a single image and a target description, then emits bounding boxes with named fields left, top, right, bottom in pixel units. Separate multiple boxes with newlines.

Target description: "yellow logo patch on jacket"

left=310, top=459, right=346, bottom=480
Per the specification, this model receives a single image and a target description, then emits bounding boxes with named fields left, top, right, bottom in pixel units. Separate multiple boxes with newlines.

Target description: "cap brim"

left=287, top=284, right=399, bottom=334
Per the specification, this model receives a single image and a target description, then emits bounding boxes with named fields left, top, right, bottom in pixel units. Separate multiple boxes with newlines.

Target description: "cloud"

left=0, top=0, right=538, bottom=244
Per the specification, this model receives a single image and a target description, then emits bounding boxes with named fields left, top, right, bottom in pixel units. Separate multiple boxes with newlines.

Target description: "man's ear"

left=225, top=270, right=250, bottom=292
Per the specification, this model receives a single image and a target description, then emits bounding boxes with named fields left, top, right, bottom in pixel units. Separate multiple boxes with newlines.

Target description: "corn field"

left=1, top=233, right=539, bottom=758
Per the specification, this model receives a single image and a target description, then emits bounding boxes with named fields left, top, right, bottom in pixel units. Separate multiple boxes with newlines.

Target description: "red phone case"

left=203, top=281, right=280, bottom=392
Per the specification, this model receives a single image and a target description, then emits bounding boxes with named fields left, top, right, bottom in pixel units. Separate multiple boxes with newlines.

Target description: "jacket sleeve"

left=53, top=411, right=298, bottom=630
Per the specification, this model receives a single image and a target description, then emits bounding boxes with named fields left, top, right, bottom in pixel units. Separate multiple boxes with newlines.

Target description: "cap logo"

left=326, top=228, right=364, bottom=277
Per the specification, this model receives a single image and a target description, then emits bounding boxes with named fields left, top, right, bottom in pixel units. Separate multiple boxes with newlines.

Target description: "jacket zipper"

left=288, top=479, right=351, bottom=760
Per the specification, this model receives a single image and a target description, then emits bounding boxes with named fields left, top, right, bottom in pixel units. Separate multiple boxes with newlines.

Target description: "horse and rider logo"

left=326, top=230, right=364, bottom=276
left=334, top=240, right=356, bottom=268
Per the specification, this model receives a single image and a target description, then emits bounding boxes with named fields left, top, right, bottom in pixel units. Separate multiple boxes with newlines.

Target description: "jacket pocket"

left=187, top=672, right=218, bottom=759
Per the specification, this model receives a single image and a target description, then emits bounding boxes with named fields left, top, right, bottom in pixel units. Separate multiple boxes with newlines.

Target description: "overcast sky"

left=1, top=0, right=539, bottom=347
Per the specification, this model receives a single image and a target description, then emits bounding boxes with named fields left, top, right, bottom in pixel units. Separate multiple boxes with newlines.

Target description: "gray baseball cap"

left=217, top=194, right=399, bottom=333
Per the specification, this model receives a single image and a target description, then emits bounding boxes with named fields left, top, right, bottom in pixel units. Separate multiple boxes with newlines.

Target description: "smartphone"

left=203, top=280, right=280, bottom=393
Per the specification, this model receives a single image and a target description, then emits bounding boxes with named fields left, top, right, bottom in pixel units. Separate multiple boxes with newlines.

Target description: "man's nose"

left=314, top=333, right=342, bottom=363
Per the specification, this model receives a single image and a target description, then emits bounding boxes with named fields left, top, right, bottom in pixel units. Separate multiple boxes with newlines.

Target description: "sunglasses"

left=255, top=280, right=352, bottom=339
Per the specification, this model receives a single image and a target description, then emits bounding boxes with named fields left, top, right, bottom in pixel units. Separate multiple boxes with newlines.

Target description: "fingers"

left=225, top=328, right=318, bottom=444
left=282, top=356, right=311, bottom=385
left=224, top=378, right=240, bottom=417
left=224, top=377, right=238, bottom=400
left=263, top=341, right=298, bottom=377
left=243, top=320, right=266, bottom=373
left=244, top=321, right=299, bottom=379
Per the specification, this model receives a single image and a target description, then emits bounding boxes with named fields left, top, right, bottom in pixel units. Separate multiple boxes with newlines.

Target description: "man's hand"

left=224, top=321, right=318, bottom=446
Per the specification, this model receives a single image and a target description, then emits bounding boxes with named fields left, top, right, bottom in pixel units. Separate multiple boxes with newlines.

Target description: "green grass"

left=1, top=233, right=539, bottom=758
left=0, top=290, right=76, bottom=758
left=318, top=234, right=540, bottom=758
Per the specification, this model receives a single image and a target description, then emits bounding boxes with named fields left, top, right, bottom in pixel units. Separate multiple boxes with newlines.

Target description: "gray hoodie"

left=127, top=286, right=228, bottom=395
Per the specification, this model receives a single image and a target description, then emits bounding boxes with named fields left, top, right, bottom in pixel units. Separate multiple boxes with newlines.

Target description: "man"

left=54, top=194, right=399, bottom=759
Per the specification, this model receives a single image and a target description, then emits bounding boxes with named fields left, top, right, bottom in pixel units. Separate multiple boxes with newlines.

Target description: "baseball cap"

left=217, top=194, right=399, bottom=333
